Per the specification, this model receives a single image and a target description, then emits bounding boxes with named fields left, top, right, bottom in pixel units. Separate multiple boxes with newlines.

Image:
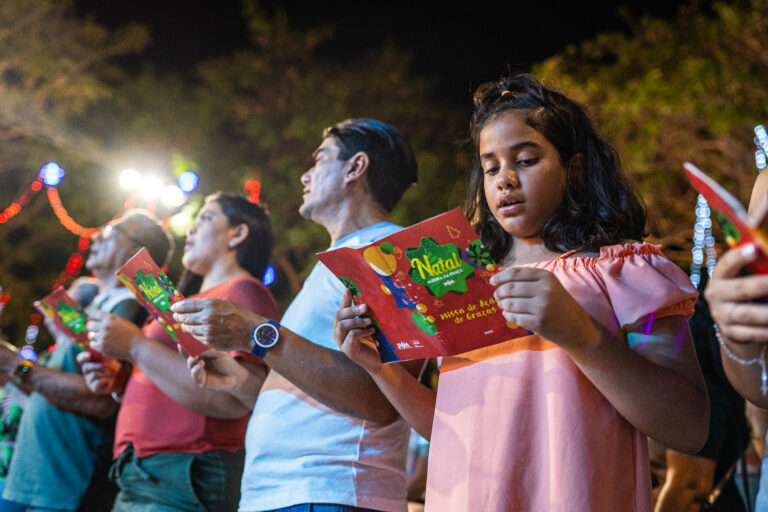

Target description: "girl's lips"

left=498, top=201, right=524, bottom=215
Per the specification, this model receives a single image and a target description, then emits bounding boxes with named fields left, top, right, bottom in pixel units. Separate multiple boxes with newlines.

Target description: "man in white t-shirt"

left=174, top=119, right=424, bottom=512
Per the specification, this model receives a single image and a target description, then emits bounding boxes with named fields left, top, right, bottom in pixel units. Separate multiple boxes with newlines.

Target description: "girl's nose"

left=496, top=168, right=519, bottom=189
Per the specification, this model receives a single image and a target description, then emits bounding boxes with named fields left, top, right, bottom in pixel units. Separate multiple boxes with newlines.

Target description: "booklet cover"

left=116, top=248, right=209, bottom=357
left=316, top=207, right=531, bottom=362
left=684, top=161, right=768, bottom=274
left=34, top=287, right=106, bottom=361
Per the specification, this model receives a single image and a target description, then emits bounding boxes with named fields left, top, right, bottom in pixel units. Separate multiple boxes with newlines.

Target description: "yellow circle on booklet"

left=416, top=303, right=427, bottom=313
left=486, top=264, right=496, bottom=271
left=380, top=285, right=391, bottom=295
left=427, top=315, right=435, bottom=323
left=506, top=321, right=519, bottom=329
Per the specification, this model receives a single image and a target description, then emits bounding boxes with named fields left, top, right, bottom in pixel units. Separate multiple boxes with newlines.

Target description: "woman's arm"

left=704, top=170, right=768, bottom=408
left=87, top=310, right=256, bottom=419
left=654, top=450, right=716, bottom=512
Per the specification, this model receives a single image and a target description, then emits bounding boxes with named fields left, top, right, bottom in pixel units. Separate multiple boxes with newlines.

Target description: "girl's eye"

left=484, top=166, right=500, bottom=175
left=517, top=158, right=538, bottom=167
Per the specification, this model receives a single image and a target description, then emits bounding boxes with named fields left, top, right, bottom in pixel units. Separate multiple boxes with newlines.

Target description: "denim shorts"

left=109, top=443, right=244, bottom=512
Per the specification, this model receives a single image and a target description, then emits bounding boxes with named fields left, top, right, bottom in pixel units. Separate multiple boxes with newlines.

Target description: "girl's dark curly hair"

left=465, top=73, right=648, bottom=261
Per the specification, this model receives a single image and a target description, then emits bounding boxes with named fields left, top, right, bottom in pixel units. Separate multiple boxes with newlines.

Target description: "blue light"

left=177, top=171, right=200, bottom=193
left=38, top=162, right=65, bottom=186
left=262, top=264, right=276, bottom=286
left=19, top=346, right=37, bottom=362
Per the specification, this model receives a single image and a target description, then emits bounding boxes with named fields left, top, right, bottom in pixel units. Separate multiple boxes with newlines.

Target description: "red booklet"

left=34, top=287, right=106, bottom=361
left=316, top=208, right=531, bottom=362
left=684, top=161, right=768, bottom=274
left=116, top=248, right=209, bottom=357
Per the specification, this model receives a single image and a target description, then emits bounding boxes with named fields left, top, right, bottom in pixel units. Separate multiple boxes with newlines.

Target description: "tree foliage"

left=0, top=0, right=465, bottom=342
left=534, top=0, right=768, bottom=263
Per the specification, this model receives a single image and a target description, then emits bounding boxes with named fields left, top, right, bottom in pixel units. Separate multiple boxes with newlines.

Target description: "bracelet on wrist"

left=715, top=323, right=768, bottom=395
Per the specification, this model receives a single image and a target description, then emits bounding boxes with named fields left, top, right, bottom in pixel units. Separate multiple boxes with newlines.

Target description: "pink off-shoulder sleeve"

left=594, top=243, right=698, bottom=330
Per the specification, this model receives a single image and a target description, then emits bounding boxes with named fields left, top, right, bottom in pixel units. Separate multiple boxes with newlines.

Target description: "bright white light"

left=139, top=176, right=163, bottom=200
left=120, top=169, right=142, bottom=190
left=161, top=185, right=185, bottom=207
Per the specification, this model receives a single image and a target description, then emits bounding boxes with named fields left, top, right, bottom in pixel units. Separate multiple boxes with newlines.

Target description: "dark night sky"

left=78, top=0, right=688, bottom=106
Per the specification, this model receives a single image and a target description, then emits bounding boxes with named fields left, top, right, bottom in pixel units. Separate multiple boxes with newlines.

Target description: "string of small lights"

left=691, top=124, right=768, bottom=285
left=0, top=178, right=44, bottom=225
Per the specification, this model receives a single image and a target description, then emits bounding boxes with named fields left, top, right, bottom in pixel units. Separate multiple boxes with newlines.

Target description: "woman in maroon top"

left=82, top=193, right=279, bottom=511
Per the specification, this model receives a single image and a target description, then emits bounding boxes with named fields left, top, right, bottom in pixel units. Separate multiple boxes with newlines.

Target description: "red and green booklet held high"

left=116, top=247, right=209, bottom=357
left=684, top=161, right=768, bottom=274
left=34, top=287, right=106, bottom=361
left=316, top=207, right=531, bottom=363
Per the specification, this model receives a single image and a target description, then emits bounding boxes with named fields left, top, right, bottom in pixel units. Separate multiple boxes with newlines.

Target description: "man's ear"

left=229, top=223, right=250, bottom=249
left=344, top=151, right=370, bottom=184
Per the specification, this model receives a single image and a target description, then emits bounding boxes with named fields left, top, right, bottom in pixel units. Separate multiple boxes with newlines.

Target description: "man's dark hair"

left=324, top=118, right=418, bottom=212
left=119, top=210, right=174, bottom=267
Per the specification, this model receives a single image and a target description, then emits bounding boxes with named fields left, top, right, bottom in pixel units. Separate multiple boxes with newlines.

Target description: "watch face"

left=255, top=323, right=279, bottom=348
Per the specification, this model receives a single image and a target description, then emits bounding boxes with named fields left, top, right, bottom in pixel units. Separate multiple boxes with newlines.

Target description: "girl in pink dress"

left=333, top=74, right=709, bottom=511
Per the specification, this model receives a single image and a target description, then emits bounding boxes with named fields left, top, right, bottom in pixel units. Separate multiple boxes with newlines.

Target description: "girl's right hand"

left=334, top=289, right=382, bottom=373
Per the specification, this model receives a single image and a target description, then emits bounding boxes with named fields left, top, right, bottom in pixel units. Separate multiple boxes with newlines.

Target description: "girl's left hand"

left=86, top=310, right=145, bottom=362
left=490, top=266, right=598, bottom=351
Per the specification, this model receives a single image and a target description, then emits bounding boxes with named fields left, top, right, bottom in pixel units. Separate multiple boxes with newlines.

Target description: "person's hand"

left=42, top=315, right=67, bottom=341
left=490, top=266, right=598, bottom=351
left=76, top=351, right=127, bottom=394
left=171, top=298, right=263, bottom=352
left=85, top=310, right=146, bottom=362
left=705, top=243, right=768, bottom=343
left=0, top=343, right=20, bottom=376
left=187, top=349, right=248, bottom=391
left=334, top=289, right=383, bottom=373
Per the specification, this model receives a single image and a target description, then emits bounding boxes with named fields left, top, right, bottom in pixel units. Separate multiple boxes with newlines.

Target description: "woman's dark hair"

left=465, top=73, right=648, bottom=261
left=179, top=193, right=273, bottom=295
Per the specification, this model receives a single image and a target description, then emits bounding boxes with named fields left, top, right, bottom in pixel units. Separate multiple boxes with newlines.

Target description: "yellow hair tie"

left=500, top=90, right=510, bottom=97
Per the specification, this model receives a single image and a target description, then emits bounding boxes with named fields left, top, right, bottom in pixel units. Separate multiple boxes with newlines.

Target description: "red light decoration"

left=0, top=178, right=44, bottom=224
left=46, top=187, right=98, bottom=238
left=244, top=179, right=261, bottom=204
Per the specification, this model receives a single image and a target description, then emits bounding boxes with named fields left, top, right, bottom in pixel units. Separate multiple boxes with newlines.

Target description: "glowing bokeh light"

left=120, top=169, right=142, bottom=190
left=139, top=176, right=163, bottom=200
left=39, top=162, right=65, bottom=186
left=262, top=264, right=276, bottom=286
left=19, top=345, right=37, bottom=361
left=161, top=185, right=185, bottom=207
left=177, top=171, right=200, bottom=193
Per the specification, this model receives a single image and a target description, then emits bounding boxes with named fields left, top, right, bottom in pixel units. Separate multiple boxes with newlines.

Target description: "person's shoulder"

left=209, top=276, right=280, bottom=317
left=596, top=241, right=664, bottom=260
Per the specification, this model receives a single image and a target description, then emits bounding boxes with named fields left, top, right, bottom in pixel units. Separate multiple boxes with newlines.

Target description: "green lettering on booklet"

left=406, top=237, right=474, bottom=297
